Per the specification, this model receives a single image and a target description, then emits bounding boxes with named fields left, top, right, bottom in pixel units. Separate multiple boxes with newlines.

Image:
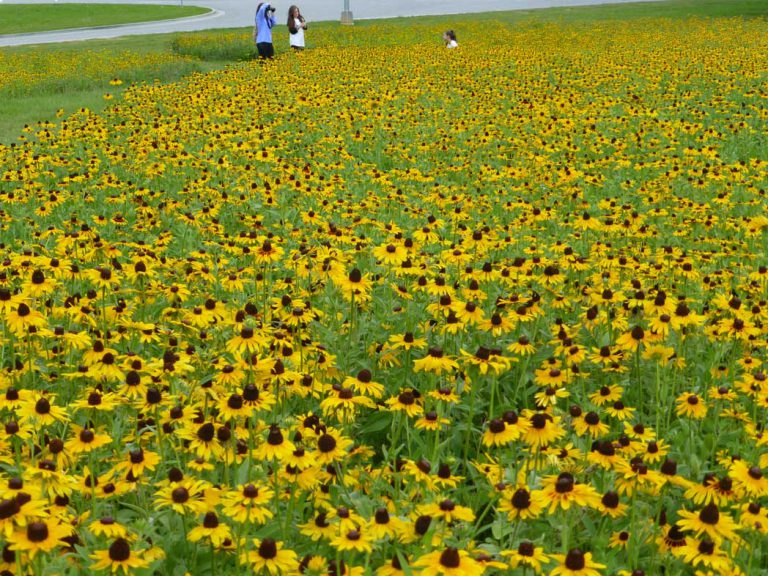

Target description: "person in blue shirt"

left=254, top=3, right=277, bottom=59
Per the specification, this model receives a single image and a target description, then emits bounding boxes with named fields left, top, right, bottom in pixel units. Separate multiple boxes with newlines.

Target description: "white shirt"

left=290, top=17, right=305, bottom=48
left=446, top=40, right=458, bottom=49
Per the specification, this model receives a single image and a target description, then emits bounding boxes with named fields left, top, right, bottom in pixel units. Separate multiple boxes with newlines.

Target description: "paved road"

left=0, top=0, right=660, bottom=46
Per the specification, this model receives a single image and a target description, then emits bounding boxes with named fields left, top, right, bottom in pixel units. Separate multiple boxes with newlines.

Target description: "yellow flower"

left=10, top=520, right=72, bottom=559
left=676, top=392, right=708, bottom=419
left=540, top=473, right=601, bottom=513
left=413, top=547, right=484, bottom=576
left=187, top=512, right=232, bottom=547
left=90, top=538, right=150, bottom=574
left=239, top=538, right=298, bottom=574
left=331, top=527, right=374, bottom=553
left=549, top=549, right=606, bottom=576
left=677, top=503, right=741, bottom=544
left=413, top=347, right=459, bottom=375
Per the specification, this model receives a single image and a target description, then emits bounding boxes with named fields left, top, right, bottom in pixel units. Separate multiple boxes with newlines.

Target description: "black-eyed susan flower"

left=313, top=428, right=353, bottom=465
left=344, top=369, right=384, bottom=399
left=677, top=503, right=741, bottom=544
left=418, top=499, right=475, bottom=524
left=5, top=303, right=47, bottom=335
left=220, top=483, right=274, bottom=524
left=572, top=411, right=610, bottom=438
left=540, top=472, right=601, bottom=513
left=331, top=527, right=374, bottom=553
left=187, top=512, right=232, bottom=547
left=153, top=479, right=207, bottom=515
left=729, top=460, right=768, bottom=497
left=90, top=538, right=150, bottom=574
left=549, top=549, right=606, bottom=576
left=522, top=411, right=565, bottom=447
left=9, top=519, right=72, bottom=559
left=739, top=502, right=768, bottom=533
left=503, top=540, right=550, bottom=573
left=299, top=511, right=336, bottom=541
left=589, top=384, right=623, bottom=406
left=367, top=507, right=407, bottom=540
left=255, top=424, right=295, bottom=461
left=17, top=394, right=69, bottom=426
left=240, top=538, right=298, bottom=574
left=226, top=326, right=267, bottom=356
left=65, top=425, right=112, bottom=454
left=334, top=268, right=372, bottom=303
left=482, top=418, right=520, bottom=447
left=388, top=331, right=427, bottom=351
left=412, top=546, right=483, bottom=576
left=676, top=392, right=707, bottom=419
left=413, top=347, right=459, bottom=375
left=498, top=486, right=545, bottom=521
left=679, top=538, right=731, bottom=572
left=386, top=389, right=424, bottom=417
left=608, top=530, right=630, bottom=550
left=596, top=490, right=627, bottom=518
left=377, top=554, right=409, bottom=576
left=89, top=516, right=129, bottom=539
left=320, top=386, right=376, bottom=422
left=508, top=335, right=536, bottom=356
left=414, top=411, right=449, bottom=431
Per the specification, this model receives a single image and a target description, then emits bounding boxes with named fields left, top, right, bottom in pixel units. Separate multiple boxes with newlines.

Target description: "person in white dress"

left=287, top=5, right=307, bottom=50
left=443, top=29, right=458, bottom=48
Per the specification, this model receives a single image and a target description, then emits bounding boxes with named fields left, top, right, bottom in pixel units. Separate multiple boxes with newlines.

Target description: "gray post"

left=341, top=0, right=353, bottom=24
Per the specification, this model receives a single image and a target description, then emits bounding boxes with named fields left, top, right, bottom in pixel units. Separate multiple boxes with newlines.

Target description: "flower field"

left=1, top=11, right=768, bottom=576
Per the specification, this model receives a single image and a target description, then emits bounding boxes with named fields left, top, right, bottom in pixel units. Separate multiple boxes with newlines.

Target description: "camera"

left=268, top=5, right=276, bottom=12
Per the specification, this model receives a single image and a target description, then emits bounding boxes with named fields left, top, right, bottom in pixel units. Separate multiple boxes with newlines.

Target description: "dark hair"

left=287, top=5, right=302, bottom=26
left=445, top=29, right=457, bottom=41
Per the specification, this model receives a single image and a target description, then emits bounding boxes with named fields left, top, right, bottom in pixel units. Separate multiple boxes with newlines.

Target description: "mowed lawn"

left=0, top=3, right=209, bottom=35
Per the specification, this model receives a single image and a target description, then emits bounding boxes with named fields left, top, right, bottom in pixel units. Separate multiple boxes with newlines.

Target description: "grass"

left=0, top=4, right=209, bottom=35
left=1, top=0, right=766, bottom=144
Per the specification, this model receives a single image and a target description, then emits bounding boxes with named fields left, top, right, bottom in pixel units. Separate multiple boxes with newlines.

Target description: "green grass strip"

left=0, top=3, right=210, bottom=35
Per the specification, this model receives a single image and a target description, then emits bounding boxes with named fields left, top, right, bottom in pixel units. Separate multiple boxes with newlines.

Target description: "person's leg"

left=257, top=42, right=270, bottom=58
left=265, top=43, right=275, bottom=58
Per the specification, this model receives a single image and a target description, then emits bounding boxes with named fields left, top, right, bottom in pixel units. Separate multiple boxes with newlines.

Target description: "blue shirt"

left=255, top=4, right=276, bottom=44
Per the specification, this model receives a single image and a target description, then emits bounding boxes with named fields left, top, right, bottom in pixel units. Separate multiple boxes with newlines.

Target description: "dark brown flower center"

left=699, top=503, right=720, bottom=525
left=555, top=473, right=575, bottom=493
left=375, top=508, right=390, bottom=524
left=439, top=547, right=460, bottom=568
left=203, top=512, right=219, bottom=528
left=511, top=488, right=531, bottom=509
left=109, top=538, right=131, bottom=562
left=258, top=538, right=277, bottom=559
left=565, top=549, right=585, bottom=570
left=317, top=434, right=337, bottom=453
left=27, top=522, right=49, bottom=543
left=489, top=419, right=505, bottom=434
left=197, top=423, right=215, bottom=442
left=35, top=398, right=51, bottom=415
left=171, top=487, right=189, bottom=504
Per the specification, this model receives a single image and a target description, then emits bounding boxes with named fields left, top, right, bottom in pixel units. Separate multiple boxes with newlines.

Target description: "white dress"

left=290, top=18, right=305, bottom=48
